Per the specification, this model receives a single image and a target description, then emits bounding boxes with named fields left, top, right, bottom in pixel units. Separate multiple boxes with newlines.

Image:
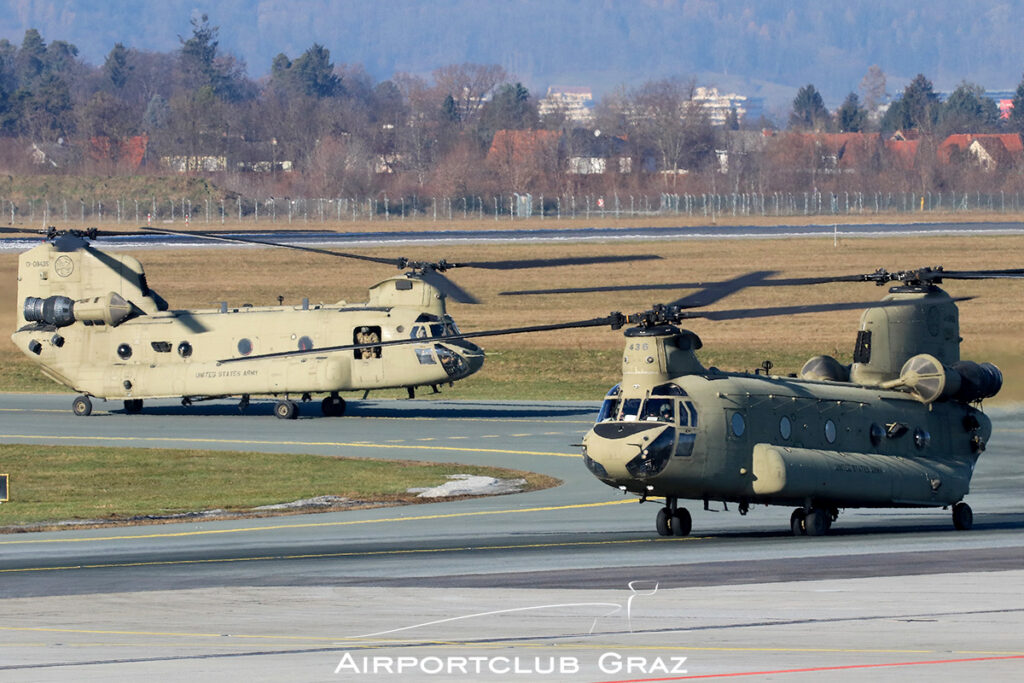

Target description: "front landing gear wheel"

left=656, top=508, right=672, bottom=536
left=73, top=395, right=93, bottom=416
left=670, top=508, right=692, bottom=536
left=952, top=501, right=973, bottom=530
left=274, top=400, right=299, bottom=420
left=123, top=399, right=143, bottom=413
left=790, top=508, right=807, bottom=536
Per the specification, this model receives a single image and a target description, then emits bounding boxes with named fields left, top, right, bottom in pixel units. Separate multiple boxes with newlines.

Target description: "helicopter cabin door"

left=351, top=325, right=384, bottom=386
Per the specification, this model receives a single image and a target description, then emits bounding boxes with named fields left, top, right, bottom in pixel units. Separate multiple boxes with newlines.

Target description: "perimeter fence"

left=5, top=190, right=1024, bottom=227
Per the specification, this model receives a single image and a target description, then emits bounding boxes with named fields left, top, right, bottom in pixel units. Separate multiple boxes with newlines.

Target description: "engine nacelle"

left=896, top=353, right=1002, bottom=403
left=24, top=292, right=132, bottom=328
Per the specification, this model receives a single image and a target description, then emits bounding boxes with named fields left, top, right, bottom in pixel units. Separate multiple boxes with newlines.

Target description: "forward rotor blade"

left=418, top=268, right=480, bottom=304
left=142, top=226, right=403, bottom=267
left=450, top=254, right=661, bottom=270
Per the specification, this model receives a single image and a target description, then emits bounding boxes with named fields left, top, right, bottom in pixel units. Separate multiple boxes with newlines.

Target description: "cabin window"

left=779, top=416, right=792, bottom=440
left=116, top=343, right=132, bottom=360
left=151, top=341, right=172, bottom=353
left=178, top=341, right=193, bottom=358
left=824, top=419, right=837, bottom=444
left=297, top=336, right=314, bottom=351
left=914, top=428, right=931, bottom=449
left=869, top=423, right=884, bottom=447
left=415, top=348, right=436, bottom=365
left=730, top=412, right=746, bottom=437
left=237, top=338, right=253, bottom=356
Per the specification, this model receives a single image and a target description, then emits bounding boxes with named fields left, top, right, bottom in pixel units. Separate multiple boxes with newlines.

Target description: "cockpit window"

left=642, top=398, right=675, bottom=423
left=597, top=385, right=622, bottom=422
left=652, top=382, right=687, bottom=396
left=620, top=398, right=643, bottom=421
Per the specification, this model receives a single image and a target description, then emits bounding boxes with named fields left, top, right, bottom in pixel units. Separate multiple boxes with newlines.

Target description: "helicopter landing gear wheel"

left=670, top=507, right=692, bottom=536
left=274, top=400, right=299, bottom=420
left=952, top=501, right=973, bottom=530
left=656, top=507, right=672, bottom=536
left=72, top=395, right=93, bottom=417
left=804, top=508, right=830, bottom=536
left=321, top=395, right=346, bottom=417
left=123, top=399, right=143, bottom=413
left=790, top=508, right=807, bottom=536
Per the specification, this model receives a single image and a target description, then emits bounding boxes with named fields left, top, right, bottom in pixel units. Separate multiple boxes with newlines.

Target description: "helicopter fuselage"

left=11, top=238, right=484, bottom=409
left=583, top=369, right=988, bottom=510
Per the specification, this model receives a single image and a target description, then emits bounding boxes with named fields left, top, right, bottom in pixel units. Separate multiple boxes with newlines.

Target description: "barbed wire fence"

left=4, top=191, right=1023, bottom=227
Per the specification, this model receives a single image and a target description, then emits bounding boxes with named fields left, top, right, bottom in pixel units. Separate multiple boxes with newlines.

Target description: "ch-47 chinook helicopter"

left=498, top=266, right=1016, bottom=536
left=9, top=226, right=656, bottom=419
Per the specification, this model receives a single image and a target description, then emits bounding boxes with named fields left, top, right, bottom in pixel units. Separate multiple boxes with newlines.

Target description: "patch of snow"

left=410, top=474, right=527, bottom=498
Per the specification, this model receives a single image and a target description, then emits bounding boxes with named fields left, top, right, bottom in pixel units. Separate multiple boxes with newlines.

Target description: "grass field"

left=0, top=444, right=558, bottom=529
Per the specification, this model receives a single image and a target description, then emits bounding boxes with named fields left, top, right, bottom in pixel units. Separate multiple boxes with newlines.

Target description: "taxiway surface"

left=1, top=393, right=1023, bottom=681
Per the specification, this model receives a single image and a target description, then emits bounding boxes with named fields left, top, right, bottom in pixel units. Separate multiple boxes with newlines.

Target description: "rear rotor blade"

left=142, top=226, right=403, bottom=267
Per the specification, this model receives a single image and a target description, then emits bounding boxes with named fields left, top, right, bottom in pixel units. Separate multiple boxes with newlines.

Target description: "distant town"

left=3, top=18, right=1024, bottom=214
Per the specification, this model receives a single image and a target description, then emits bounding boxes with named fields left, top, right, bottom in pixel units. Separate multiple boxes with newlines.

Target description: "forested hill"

left=2, top=1, right=1024, bottom=109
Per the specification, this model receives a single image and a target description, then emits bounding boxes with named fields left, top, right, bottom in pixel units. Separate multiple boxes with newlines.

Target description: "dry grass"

left=4, top=227, right=1024, bottom=398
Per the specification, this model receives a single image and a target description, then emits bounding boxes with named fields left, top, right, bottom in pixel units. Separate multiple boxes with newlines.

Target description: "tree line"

left=2, top=18, right=1024, bottom=203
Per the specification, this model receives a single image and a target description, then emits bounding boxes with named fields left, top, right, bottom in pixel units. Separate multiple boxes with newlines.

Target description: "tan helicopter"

left=503, top=267, right=1013, bottom=535
left=9, top=227, right=656, bottom=419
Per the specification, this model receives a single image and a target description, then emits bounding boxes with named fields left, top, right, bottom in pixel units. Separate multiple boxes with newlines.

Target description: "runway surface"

left=3, top=220, right=1024, bottom=252
left=1, top=393, right=1023, bottom=680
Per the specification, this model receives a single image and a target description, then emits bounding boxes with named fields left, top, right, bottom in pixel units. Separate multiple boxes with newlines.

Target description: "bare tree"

left=431, top=63, right=507, bottom=127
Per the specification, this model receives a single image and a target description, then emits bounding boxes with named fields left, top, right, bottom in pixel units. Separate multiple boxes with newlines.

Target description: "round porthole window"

left=178, top=341, right=193, bottom=358
left=237, top=338, right=253, bottom=356
left=731, top=412, right=746, bottom=437
left=298, top=335, right=313, bottom=351
left=870, top=423, right=885, bottom=447
left=914, top=428, right=931, bottom=449
left=824, top=419, right=837, bottom=444
left=779, top=415, right=792, bottom=440
left=116, top=343, right=132, bottom=360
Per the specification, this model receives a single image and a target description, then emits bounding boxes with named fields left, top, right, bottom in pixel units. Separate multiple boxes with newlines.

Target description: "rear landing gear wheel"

left=670, top=508, right=692, bottom=536
left=321, top=395, right=346, bottom=417
left=952, top=501, right=973, bottom=530
left=656, top=507, right=672, bottom=536
left=274, top=400, right=299, bottom=420
left=73, top=395, right=93, bottom=417
left=790, top=508, right=807, bottom=536
left=804, top=508, right=830, bottom=536
left=123, top=399, right=143, bottom=413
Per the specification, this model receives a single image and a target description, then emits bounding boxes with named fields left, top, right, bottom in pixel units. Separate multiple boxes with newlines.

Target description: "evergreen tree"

left=104, top=43, right=131, bottom=90
left=836, top=92, right=867, bottom=132
left=789, top=84, right=829, bottom=131
left=882, top=74, right=940, bottom=132
left=1009, top=74, right=1024, bottom=133
left=940, top=82, right=999, bottom=133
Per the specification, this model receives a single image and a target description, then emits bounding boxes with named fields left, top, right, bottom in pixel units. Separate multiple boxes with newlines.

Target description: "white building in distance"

left=538, top=86, right=594, bottom=124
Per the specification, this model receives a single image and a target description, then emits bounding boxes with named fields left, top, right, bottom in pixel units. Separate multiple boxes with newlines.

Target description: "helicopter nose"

left=582, top=422, right=675, bottom=482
